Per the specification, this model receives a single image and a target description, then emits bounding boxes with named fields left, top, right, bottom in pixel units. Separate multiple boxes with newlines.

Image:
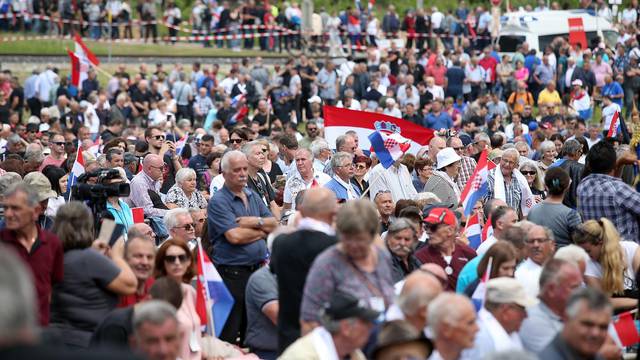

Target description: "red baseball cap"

left=423, top=208, right=457, bottom=227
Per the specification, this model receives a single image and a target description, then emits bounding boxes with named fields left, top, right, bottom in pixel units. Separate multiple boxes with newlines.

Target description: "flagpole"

left=67, top=146, right=82, bottom=202
left=196, top=238, right=215, bottom=337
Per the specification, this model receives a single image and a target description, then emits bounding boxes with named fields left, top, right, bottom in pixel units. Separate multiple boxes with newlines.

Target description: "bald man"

left=428, top=136, right=447, bottom=166
left=127, top=154, right=168, bottom=218
left=271, top=188, right=339, bottom=354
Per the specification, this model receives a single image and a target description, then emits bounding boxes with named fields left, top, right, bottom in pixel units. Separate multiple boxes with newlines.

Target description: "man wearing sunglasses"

left=144, top=126, right=182, bottom=194
left=39, top=133, right=66, bottom=171
left=164, top=208, right=196, bottom=247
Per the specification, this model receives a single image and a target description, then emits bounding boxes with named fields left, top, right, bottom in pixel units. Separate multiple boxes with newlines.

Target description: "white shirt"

left=622, top=8, right=638, bottom=25
left=565, top=65, right=576, bottom=88
left=283, top=170, right=331, bottom=210
left=514, top=258, right=543, bottom=298
left=476, top=235, right=497, bottom=256
left=427, top=85, right=445, bottom=101
left=462, top=308, right=524, bottom=360
left=383, top=107, right=402, bottom=118
left=504, top=122, right=529, bottom=140
left=431, top=11, right=444, bottom=29
left=209, top=174, right=225, bottom=195
left=219, top=76, right=238, bottom=95
left=367, top=163, right=417, bottom=203
left=336, top=100, right=361, bottom=111
left=84, top=103, right=100, bottom=134
left=36, top=69, right=56, bottom=103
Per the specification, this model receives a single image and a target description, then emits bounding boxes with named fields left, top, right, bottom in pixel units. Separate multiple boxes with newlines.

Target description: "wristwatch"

left=257, top=217, right=264, bottom=228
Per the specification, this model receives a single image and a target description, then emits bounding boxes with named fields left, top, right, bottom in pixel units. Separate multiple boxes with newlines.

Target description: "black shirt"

left=89, top=307, right=134, bottom=349
left=271, top=230, right=337, bottom=354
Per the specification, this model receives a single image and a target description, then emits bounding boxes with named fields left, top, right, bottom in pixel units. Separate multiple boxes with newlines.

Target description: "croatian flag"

left=231, top=93, right=245, bottom=108
left=195, top=241, right=234, bottom=337
left=460, top=150, right=496, bottom=216
left=66, top=50, right=81, bottom=88
left=609, top=310, right=640, bottom=347
left=482, top=214, right=494, bottom=243
left=607, top=110, right=621, bottom=138
left=228, top=106, right=248, bottom=125
left=465, top=213, right=483, bottom=250
left=74, top=33, right=100, bottom=66
left=175, top=133, right=188, bottom=156
left=369, top=131, right=411, bottom=169
left=324, top=106, right=434, bottom=154
left=471, top=257, right=492, bottom=311
left=67, top=147, right=85, bottom=196
left=88, top=137, right=102, bottom=157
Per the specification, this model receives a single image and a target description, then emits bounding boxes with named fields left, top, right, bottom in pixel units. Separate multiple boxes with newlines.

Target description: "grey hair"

left=486, top=350, right=539, bottom=360
left=518, top=159, right=537, bottom=171
left=539, top=258, right=579, bottom=290
left=116, top=92, right=128, bottom=103
left=3, top=181, right=39, bottom=207
left=554, top=244, right=589, bottom=267
left=428, top=293, right=472, bottom=340
left=310, top=139, right=330, bottom=158
left=502, top=147, right=520, bottom=160
left=474, top=132, right=490, bottom=144
left=241, top=140, right=263, bottom=158
left=336, top=199, right=380, bottom=237
left=221, top=150, right=246, bottom=173
left=132, top=300, right=178, bottom=334
left=565, top=287, right=612, bottom=320
left=330, top=151, right=353, bottom=170
left=562, top=139, right=582, bottom=156
left=164, top=208, right=190, bottom=230
left=175, top=167, right=196, bottom=184
left=397, top=278, right=441, bottom=317
left=335, top=135, right=349, bottom=151
left=7, top=133, right=21, bottom=144
left=387, top=218, right=417, bottom=238
left=0, top=172, right=22, bottom=195
left=24, top=144, right=44, bottom=163
left=525, top=225, right=555, bottom=244
left=0, top=244, right=37, bottom=340
left=539, top=140, right=556, bottom=153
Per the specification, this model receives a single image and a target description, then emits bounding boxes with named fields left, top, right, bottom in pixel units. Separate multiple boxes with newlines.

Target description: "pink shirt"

left=39, top=155, right=66, bottom=171
left=177, top=283, right=202, bottom=360
left=591, top=61, right=612, bottom=87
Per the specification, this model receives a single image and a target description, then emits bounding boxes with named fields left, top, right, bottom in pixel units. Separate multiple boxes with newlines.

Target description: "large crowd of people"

left=3, top=0, right=640, bottom=359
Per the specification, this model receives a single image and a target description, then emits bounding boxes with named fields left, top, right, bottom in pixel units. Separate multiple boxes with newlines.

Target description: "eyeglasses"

left=355, top=164, right=367, bottom=170
left=149, top=164, right=165, bottom=170
left=521, top=171, right=536, bottom=176
left=152, top=135, right=166, bottom=141
left=174, top=223, right=195, bottom=231
left=524, top=237, right=551, bottom=245
left=452, top=146, right=464, bottom=152
left=164, top=254, right=189, bottom=264
left=229, top=138, right=244, bottom=144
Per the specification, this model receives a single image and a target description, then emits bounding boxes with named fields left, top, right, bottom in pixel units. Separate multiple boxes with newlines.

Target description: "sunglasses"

left=262, top=148, right=269, bottom=153
left=152, top=135, right=166, bottom=141
left=229, top=138, right=244, bottom=144
left=452, top=146, right=464, bottom=151
left=53, top=141, right=66, bottom=146
left=355, top=164, right=367, bottom=170
left=164, top=254, right=189, bottom=264
left=174, top=223, right=195, bottom=231
left=521, top=171, right=536, bottom=176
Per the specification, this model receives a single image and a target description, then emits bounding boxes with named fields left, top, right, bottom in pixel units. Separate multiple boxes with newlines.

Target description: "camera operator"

left=104, top=169, right=134, bottom=239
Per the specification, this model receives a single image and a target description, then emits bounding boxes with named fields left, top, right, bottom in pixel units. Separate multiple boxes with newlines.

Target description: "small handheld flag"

left=460, top=150, right=496, bottom=216
left=464, top=213, right=483, bottom=250
left=607, top=110, right=621, bottom=138
left=368, top=131, right=411, bottom=169
left=471, top=257, right=493, bottom=311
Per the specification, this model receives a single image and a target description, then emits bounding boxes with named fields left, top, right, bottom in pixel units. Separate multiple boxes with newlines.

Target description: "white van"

left=497, top=10, right=618, bottom=56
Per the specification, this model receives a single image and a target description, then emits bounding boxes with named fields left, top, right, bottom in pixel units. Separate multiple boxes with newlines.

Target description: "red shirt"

left=1, top=226, right=64, bottom=325
left=118, top=277, right=155, bottom=307
left=415, top=243, right=476, bottom=291
left=426, top=65, right=447, bottom=86
left=479, top=56, right=499, bottom=83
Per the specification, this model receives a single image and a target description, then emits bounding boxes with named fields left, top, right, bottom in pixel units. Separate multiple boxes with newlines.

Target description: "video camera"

left=71, top=168, right=131, bottom=237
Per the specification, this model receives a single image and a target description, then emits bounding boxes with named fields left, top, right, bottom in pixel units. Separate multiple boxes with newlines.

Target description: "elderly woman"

left=537, top=140, right=557, bottom=173
left=351, top=154, right=371, bottom=196
left=48, top=202, right=137, bottom=348
left=412, top=157, right=434, bottom=193
left=386, top=218, right=422, bottom=283
left=166, top=168, right=208, bottom=209
left=154, top=239, right=201, bottom=360
left=519, top=160, right=545, bottom=203
left=423, top=148, right=461, bottom=209
left=573, top=218, right=640, bottom=311
left=301, top=200, right=395, bottom=332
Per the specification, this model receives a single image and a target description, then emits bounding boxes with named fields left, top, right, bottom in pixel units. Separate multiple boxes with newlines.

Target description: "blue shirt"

left=423, top=111, right=453, bottom=130
left=188, top=154, right=209, bottom=188
left=456, top=255, right=482, bottom=293
left=602, top=81, right=624, bottom=107
left=24, top=74, right=38, bottom=99
left=106, top=200, right=134, bottom=238
left=207, top=186, right=271, bottom=266
left=524, top=55, right=540, bottom=74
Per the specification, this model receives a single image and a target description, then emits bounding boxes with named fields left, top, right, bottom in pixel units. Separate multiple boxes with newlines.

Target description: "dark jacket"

left=558, top=159, right=584, bottom=209
left=389, top=250, right=422, bottom=284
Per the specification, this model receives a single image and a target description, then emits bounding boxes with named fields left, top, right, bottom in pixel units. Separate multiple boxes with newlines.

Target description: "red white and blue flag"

left=369, top=131, right=411, bottom=169
left=324, top=106, right=435, bottom=154
left=67, top=147, right=85, bottom=197
left=175, top=133, right=188, bottom=156
left=464, top=212, right=483, bottom=250
left=607, top=110, right=621, bottom=138
left=471, top=257, right=492, bottom=311
left=460, top=150, right=496, bottom=216
left=195, top=241, right=234, bottom=337
left=482, top=214, right=494, bottom=243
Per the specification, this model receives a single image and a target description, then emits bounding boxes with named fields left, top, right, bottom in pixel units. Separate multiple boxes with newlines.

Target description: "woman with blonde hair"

left=572, top=218, right=640, bottom=311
